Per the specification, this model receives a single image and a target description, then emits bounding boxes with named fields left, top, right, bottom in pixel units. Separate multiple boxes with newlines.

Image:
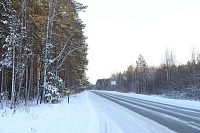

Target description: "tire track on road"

left=92, top=91, right=200, bottom=133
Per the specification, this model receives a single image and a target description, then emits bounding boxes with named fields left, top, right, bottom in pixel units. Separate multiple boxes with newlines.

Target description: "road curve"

left=92, top=91, right=200, bottom=133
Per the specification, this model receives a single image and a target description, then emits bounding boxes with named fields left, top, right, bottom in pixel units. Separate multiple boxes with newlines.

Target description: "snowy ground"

left=0, top=90, right=200, bottom=133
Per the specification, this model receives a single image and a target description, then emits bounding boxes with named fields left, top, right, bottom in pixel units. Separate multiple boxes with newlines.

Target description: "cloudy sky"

left=78, top=0, right=200, bottom=84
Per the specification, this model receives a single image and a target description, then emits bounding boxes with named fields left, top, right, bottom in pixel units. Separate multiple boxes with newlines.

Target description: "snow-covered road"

left=92, top=91, right=200, bottom=133
left=88, top=91, right=176, bottom=133
left=1, top=90, right=200, bottom=133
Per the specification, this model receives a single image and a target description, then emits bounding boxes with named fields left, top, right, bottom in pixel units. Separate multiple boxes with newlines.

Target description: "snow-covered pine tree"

left=0, top=0, right=12, bottom=43
left=0, top=0, right=14, bottom=106
left=0, top=0, right=88, bottom=106
left=0, top=0, right=13, bottom=68
left=0, top=0, right=22, bottom=109
left=42, top=0, right=88, bottom=103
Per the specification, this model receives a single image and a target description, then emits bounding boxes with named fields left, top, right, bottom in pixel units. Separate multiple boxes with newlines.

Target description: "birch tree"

left=0, top=0, right=88, bottom=106
left=42, top=0, right=88, bottom=103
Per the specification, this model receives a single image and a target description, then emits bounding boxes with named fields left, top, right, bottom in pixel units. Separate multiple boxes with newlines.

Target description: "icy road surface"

left=88, top=91, right=176, bottom=133
left=92, top=91, right=200, bottom=133
left=1, top=91, right=200, bottom=133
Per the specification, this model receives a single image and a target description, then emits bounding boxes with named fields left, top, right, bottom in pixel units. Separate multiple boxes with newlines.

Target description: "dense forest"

left=96, top=49, right=200, bottom=100
left=0, top=0, right=88, bottom=109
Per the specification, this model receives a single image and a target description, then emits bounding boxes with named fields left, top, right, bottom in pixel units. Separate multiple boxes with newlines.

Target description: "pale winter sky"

left=78, top=0, right=200, bottom=84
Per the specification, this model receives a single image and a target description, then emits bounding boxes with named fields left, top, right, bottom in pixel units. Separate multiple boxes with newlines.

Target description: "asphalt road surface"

left=92, top=91, right=200, bottom=133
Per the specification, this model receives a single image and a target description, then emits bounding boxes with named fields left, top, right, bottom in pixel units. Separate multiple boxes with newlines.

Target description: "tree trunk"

left=25, top=64, right=28, bottom=105
left=37, top=56, right=41, bottom=104
left=0, top=68, right=4, bottom=107
left=10, top=42, right=16, bottom=109
left=43, top=1, right=53, bottom=103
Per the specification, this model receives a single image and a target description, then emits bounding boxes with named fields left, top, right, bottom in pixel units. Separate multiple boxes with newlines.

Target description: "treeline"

left=96, top=49, right=200, bottom=100
left=0, top=0, right=88, bottom=108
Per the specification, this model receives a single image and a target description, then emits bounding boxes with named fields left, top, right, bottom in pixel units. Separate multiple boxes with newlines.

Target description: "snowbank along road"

left=92, top=91, right=200, bottom=133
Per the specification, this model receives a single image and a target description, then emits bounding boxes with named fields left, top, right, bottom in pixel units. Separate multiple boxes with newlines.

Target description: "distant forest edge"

left=0, top=0, right=88, bottom=108
left=96, top=51, right=200, bottom=101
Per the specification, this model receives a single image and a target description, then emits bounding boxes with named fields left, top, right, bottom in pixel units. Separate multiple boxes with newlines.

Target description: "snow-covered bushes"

left=1, top=91, right=9, bottom=100
left=159, top=87, right=200, bottom=101
left=44, top=72, right=65, bottom=103
left=45, top=83, right=62, bottom=103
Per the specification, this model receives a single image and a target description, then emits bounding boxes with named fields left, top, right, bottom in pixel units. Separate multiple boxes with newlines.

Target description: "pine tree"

left=136, top=54, right=148, bottom=94
left=0, top=0, right=13, bottom=67
left=0, top=0, right=14, bottom=106
left=41, top=0, right=88, bottom=103
left=0, top=0, right=88, bottom=106
left=0, top=0, right=12, bottom=44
